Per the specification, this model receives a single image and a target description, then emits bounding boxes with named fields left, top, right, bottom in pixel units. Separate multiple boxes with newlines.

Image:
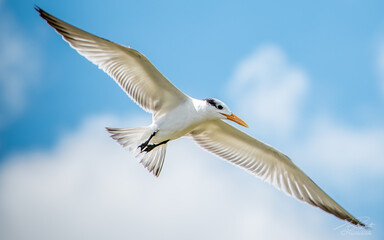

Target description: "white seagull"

left=36, top=6, right=365, bottom=227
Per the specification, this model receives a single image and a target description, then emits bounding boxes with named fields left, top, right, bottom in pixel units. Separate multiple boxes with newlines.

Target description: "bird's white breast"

left=150, top=98, right=206, bottom=143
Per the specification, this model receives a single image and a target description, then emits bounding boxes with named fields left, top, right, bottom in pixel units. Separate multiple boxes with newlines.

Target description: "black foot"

left=140, top=140, right=169, bottom=153
left=138, top=131, right=157, bottom=152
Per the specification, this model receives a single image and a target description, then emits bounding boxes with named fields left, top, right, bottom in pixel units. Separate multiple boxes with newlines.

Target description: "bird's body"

left=36, top=6, right=366, bottom=227
left=149, top=98, right=206, bottom=143
left=150, top=98, right=238, bottom=143
left=107, top=97, right=243, bottom=175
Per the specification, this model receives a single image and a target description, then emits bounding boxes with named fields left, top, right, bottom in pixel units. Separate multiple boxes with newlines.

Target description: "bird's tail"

left=106, top=127, right=167, bottom=177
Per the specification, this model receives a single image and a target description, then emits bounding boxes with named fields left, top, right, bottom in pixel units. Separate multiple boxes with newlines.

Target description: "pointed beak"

left=221, top=113, right=248, bottom=128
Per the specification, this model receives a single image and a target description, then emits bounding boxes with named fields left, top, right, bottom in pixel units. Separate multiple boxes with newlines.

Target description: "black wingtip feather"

left=34, top=5, right=56, bottom=24
left=34, top=5, right=44, bottom=15
left=34, top=5, right=49, bottom=21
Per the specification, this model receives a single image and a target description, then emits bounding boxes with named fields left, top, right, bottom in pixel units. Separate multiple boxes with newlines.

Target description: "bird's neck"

left=191, top=98, right=219, bottom=121
left=191, top=98, right=208, bottom=113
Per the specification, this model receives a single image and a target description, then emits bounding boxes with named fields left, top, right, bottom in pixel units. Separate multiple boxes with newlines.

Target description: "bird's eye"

left=218, top=105, right=223, bottom=110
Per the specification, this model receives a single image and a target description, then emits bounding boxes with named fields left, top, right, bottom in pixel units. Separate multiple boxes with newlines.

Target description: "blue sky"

left=0, top=0, right=383, bottom=239
left=1, top=0, right=384, bottom=156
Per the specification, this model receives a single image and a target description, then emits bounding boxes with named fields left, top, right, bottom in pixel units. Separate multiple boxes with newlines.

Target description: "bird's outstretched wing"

left=36, top=6, right=188, bottom=119
left=191, top=120, right=365, bottom=227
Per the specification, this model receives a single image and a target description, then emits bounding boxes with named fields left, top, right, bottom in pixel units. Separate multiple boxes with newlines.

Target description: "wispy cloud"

left=0, top=41, right=379, bottom=239
left=228, top=43, right=384, bottom=181
left=295, top=116, right=384, bottom=180
left=228, top=45, right=308, bottom=136
left=227, top=44, right=383, bottom=220
left=0, top=6, right=41, bottom=128
left=0, top=115, right=356, bottom=240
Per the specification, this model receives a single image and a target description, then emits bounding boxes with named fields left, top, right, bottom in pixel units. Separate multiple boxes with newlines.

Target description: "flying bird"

left=36, top=6, right=365, bottom=227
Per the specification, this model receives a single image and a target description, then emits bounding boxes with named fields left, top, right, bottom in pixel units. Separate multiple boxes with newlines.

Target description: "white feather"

left=37, top=7, right=188, bottom=120
left=37, top=6, right=365, bottom=227
left=191, top=120, right=363, bottom=226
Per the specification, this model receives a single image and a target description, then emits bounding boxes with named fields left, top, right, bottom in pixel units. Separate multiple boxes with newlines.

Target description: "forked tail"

left=106, top=127, right=167, bottom=177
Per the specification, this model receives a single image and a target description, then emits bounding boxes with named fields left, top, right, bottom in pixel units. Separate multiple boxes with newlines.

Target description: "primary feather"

left=35, top=6, right=187, bottom=120
left=36, top=6, right=366, bottom=228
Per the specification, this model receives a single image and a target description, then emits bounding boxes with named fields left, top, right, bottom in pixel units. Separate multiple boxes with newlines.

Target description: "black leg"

left=141, top=140, right=169, bottom=153
left=138, top=131, right=157, bottom=152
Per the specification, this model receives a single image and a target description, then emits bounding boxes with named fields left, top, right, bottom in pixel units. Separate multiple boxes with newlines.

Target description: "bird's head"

left=203, top=98, right=248, bottom=127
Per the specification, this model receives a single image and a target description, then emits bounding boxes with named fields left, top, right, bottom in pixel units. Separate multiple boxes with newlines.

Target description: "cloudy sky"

left=1, top=0, right=383, bottom=239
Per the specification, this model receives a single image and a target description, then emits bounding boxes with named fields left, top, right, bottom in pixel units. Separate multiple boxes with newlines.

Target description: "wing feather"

left=36, top=6, right=187, bottom=117
left=191, top=120, right=365, bottom=227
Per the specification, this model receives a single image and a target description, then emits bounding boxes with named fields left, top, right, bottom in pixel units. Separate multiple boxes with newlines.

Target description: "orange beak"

left=221, top=113, right=248, bottom=128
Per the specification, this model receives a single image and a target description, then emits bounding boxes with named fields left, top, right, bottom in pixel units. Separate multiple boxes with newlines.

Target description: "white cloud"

left=0, top=7, right=41, bottom=128
left=0, top=41, right=378, bottom=239
left=228, top=45, right=308, bottom=136
left=228, top=44, right=384, bottom=187
left=0, top=115, right=365, bottom=240
left=225, top=44, right=382, bottom=232
left=295, top=116, right=384, bottom=182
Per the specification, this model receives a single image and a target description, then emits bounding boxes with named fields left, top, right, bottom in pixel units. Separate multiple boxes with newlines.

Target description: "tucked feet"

left=138, top=131, right=157, bottom=152
left=140, top=140, right=170, bottom=153
left=138, top=131, right=169, bottom=153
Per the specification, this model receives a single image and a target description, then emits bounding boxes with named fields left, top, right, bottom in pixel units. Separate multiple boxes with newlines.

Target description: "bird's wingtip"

left=105, top=127, right=117, bottom=133
left=347, top=217, right=367, bottom=228
left=34, top=5, right=49, bottom=18
left=34, top=4, right=41, bottom=12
